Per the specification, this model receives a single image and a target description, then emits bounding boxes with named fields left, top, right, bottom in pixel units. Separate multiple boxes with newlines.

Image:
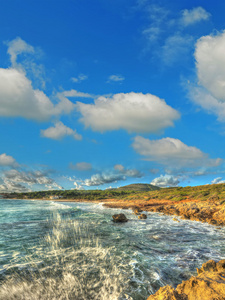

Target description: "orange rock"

left=176, top=272, right=225, bottom=300
left=138, top=213, right=147, bottom=219
left=147, top=285, right=187, bottom=300
left=147, top=259, right=225, bottom=300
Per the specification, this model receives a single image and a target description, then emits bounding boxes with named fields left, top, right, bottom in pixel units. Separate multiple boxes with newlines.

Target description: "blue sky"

left=1, top=0, right=225, bottom=192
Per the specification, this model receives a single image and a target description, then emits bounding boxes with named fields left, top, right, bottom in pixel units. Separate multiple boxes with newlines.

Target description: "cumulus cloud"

left=2, top=169, right=63, bottom=191
left=211, top=177, right=225, bottom=185
left=188, top=31, right=225, bottom=121
left=0, top=180, right=31, bottom=193
left=132, top=136, right=222, bottom=168
left=181, top=7, right=211, bottom=26
left=107, top=75, right=125, bottom=82
left=0, top=68, right=75, bottom=121
left=0, top=37, right=77, bottom=121
left=69, top=162, right=92, bottom=171
left=81, top=173, right=126, bottom=187
left=151, top=174, right=180, bottom=187
left=73, top=165, right=143, bottom=187
left=76, top=92, right=180, bottom=133
left=0, top=153, right=19, bottom=167
left=71, top=74, right=88, bottom=83
left=195, top=31, right=225, bottom=102
left=41, top=121, right=82, bottom=140
left=189, top=86, right=225, bottom=122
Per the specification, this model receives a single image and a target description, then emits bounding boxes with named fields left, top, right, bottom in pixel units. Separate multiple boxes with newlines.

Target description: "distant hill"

left=113, top=183, right=160, bottom=192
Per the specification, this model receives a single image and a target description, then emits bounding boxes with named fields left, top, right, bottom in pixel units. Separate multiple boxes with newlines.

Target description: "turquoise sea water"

left=0, top=199, right=225, bottom=300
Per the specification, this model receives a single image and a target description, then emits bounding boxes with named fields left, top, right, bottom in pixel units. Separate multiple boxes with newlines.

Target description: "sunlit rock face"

left=147, top=259, right=225, bottom=300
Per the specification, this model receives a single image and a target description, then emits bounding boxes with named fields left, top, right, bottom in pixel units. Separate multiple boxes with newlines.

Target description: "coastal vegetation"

left=2, top=182, right=225, bottom=203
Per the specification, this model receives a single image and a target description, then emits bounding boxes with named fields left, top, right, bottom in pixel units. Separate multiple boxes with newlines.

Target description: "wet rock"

left=147, top=285, right=187, bottom=300
left=176, top=272, right=225, bottom=300
left=216, top=259, right=225, bottom=272
left=138, top=213, right=147, bottom=219
left=147, top=259, right=225, bottom=300
left=132, top=207, right=142, bottom=215
left=197, top=259, right=217, bottom=274
left=112, top=213, right=128, bottom=223
left=173, top=218, right=180, bottom=222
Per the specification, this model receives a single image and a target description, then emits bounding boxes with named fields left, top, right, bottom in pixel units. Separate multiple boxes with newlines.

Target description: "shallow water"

left=0, top=199, right=225, bottom=299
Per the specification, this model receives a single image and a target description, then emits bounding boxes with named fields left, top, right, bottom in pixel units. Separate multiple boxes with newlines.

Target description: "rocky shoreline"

left=8, top=196, right=225, bottom=299
left=147, top=259, right=225, bottom=300
left=103, top=196, right=225, bottom=226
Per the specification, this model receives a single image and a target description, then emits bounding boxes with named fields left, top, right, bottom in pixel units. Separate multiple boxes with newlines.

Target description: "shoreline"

left=53, top=197, right=225, bottom=226
left=3, top=197, right=225, bottom=299
left=8, top=196, right=225, bottom=226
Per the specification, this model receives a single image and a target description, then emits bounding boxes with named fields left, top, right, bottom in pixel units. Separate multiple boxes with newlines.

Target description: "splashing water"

left=0, top=214, right=131, bottom=300
left=1, top=199, right=225, bottom=300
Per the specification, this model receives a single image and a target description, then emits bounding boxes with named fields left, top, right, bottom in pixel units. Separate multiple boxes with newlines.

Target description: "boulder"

left=138, top=213, right=147, bottom=219
left=112, top=213, right=128, bottom=223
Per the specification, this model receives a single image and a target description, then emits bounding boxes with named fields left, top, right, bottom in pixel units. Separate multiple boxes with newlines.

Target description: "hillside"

left=113, top=183, right=160, bottom=191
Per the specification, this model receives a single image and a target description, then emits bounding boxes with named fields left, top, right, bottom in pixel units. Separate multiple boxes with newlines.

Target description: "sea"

left=0, top=199, right=225, bottom=300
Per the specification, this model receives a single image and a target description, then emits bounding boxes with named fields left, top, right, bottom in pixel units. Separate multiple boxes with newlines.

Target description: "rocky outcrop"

left=147, top=259, right=225, bottom=300
left=138, top=213, right=147, bottom=219
left=133, top=207, right=143, bottom=215
left=112, top=213, right=128, bottom=223
left=147, top=285, right=187, bottom=300
left=147, top=202, right=225, bottom=226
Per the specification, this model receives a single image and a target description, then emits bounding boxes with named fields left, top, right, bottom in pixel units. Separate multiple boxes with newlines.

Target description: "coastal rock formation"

left=112, top=213, right=128, bottom=223
left=147, top=285, right=187, bottom=300
left=138, top=213, right=147, bottom=219
left=147, top=259, right=225, bottom=300
left=133, top=207, right=143, bottom=215
left=147, top=201, right=225, bottom=226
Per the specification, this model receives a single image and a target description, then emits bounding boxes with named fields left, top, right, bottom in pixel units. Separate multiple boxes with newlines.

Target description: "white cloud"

left=195, top=30, right=225, bottom=102
left=58, top=89, right=93, bottom=99
left=189, top=86, right=225, bottom=122
left=74, top=165, right=143, bottom=187
left=82, top=173, right=126, bottom=186
left=151, top=174, right=180, bottom=187
left=0, top=180, right=31, bottom=193
left=114, top=164, right=125, bottom=172
left=142, top=4, right=169, bottom=43
left=0, top=68, right=74, bottom=121
left=0, top=153, right=19, bottom=167
left=141, top=4, right=210, bottom=66
left=1, top=169, right=63, bottom=192
left=76, top=92, right=180, bottom=133
left=107, top=75, right=125, bottom=82
left=132, top=136, right=222, bottom=168
left=41, top=121, right=82, bottom=141
left=69, top=162, right=92, bottom=171
left=162, top=34, right=193, bottom=65
left=71, top=74, right=88, bottom=83
left=181, top=7, right=211, bottom=26
left=189, top=30, right=225, bottom=122
left=211, top=177, right=225, bottom=185
left=6, top=37, right=35, bottom=67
